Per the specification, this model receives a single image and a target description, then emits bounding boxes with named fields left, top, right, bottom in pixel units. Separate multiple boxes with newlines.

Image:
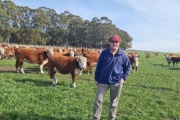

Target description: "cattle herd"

left=0, top=43, right=180, bottom=87
left=0, top=43, right=100, bottom=87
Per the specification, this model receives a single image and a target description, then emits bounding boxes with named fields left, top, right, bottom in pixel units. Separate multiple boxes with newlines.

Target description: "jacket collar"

left=105, top=48, right=123, bottom=55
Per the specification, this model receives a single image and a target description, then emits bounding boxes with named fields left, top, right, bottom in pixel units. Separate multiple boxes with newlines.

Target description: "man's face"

left=109, top=41, right=120, bottom=51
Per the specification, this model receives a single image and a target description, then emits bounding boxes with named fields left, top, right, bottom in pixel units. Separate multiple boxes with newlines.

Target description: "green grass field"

left=0, top=50, right=180, bottom=120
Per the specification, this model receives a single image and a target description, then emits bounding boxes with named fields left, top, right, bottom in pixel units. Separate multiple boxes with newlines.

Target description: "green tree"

left=0, top=0, right=133, bottom=49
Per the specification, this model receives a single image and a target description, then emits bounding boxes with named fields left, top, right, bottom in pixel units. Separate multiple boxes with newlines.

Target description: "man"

left=92, top=35, right=130, bottom=120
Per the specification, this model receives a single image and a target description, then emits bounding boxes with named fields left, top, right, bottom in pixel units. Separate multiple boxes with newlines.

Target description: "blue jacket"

left=95, top=48, right=130, bottom=84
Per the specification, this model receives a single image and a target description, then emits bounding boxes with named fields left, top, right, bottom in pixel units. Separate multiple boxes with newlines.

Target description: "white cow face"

left=165, top=54, right=172, bottom=62
left=74, top=56, right=87, bottom=76
left=133, top=54, right=139, bottom=61
left=77, top=56, right=87, bottom=69
left=165, top=54, right=170, bottom=59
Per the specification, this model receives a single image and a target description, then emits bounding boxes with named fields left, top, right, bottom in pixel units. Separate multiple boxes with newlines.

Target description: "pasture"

left=0, top=50, right=180, bottom=120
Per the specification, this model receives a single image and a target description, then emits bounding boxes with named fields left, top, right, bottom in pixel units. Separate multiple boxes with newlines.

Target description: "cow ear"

left=138, top=55, right=140, bottom=57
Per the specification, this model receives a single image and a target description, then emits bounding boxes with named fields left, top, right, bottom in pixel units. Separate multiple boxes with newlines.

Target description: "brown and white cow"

left=15, top=47, right=54, bottom=74
left=83, top=53, right=99, bottom=75
left=4, top=46, right=15, bottom=59
left=145, top=52, right=150, bottom=58
left=128, top=53, right=140, bottom=73
left=0, top=45, right=17, bottom=59
left=165, top=54, right=180, bottom=66
left=165, top=53, right=173, bottom=66
left=48, top=55, right=87, bottom=87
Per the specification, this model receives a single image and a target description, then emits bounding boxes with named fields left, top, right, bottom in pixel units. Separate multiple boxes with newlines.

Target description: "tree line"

left=0, top=0, right=133, bottom=49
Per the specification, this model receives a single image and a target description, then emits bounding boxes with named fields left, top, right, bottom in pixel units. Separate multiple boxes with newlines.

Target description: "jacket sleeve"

left=122, top=54, right=131, bottom=80
left=94, top=52, right=103, bottom=82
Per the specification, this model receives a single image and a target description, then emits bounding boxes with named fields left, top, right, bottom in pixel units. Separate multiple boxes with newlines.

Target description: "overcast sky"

left=12, top=0, right=180, bottom=53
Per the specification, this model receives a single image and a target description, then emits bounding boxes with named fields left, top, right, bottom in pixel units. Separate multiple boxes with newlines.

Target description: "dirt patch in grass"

left=0, top=66, right=16, bottom=72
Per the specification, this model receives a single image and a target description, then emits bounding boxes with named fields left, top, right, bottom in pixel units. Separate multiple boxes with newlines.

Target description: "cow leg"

left=51, top=77, right=57, bottom=85
left=16, top=68, right=19, bottom=73
left=18, top=61, right=25, bottom=74
left=50, top=72, right=57, bottom=85
left=90, top=66, right=94, bottom=74
left=72, top=82, right=76, bottom=88
left=39, top=64, right=44, bottom=74
left=20, top=67, right=25, bottom=74
left=43, top=63, right=48, bottom=72
left=90, top=63, right=97, bottom=74
left=173, top=62, right=175, bottom=66
left=135, top=67, right=138, bottom=73
left=40, top=59, right=48, bottom=74
left=132, top=66, right=135, bottom=73
left=3, top=54, right=5, bottom=59
left=49, top=66, right=57, bottom=84
left=71, top=74, right=76, bottom=88
left=15, top=60, right=20, bottom=73
left=86, top=69, right=90, bottom=75
left=86, top=66, right=90, bottom=75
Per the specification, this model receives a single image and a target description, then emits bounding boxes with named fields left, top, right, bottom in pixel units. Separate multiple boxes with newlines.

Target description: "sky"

left=12, top=0, right=180, bottom=53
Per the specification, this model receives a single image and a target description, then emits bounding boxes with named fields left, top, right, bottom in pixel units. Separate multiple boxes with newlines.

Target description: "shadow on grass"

left=0, top=112, right=83, bottom=120
left=23, top=67, right=48, bottom=74
left=168, top=67, right=180, bottom=70
left=152, top=63, right=180, bottom=70
left=14, top=78, right=52, bottom=87
left=14, top=78, right=74, bottom=88
left=124, top=83, right=179, bottom=93
left=0, top=66, right=44, bottom=74
left=152, top=63, right=169, bottom=67
left=0, top=71, right=16, bottom=73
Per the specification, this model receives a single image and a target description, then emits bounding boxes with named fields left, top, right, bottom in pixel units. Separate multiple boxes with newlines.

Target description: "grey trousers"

left=93, top=79, right=124, bottom=120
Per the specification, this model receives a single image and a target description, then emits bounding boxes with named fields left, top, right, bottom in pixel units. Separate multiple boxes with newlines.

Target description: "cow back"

left=48, top=55, right=79, bottom=74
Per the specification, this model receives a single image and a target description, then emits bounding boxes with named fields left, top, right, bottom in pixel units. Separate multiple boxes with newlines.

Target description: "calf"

left=128, top=54, right=140, bottom=73
left=48, top=55, right=87, bottom=87
left=83, top=53, right=99, bottom=75
left=15, top=47, right=54, bottom=74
